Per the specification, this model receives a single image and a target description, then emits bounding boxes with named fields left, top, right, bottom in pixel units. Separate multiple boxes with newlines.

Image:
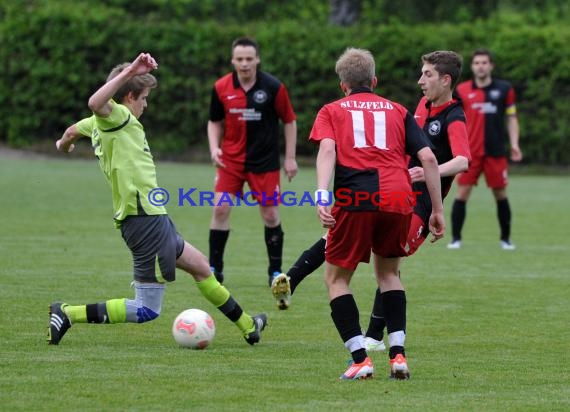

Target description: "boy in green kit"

left=49, top=53, right=266, bottom=346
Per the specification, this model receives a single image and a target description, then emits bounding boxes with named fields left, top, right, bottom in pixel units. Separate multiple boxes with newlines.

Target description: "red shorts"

left=326, top=207, right=411, bottom=271
left=405, top=213, right=428, bottom=256
left=457, top=156, right=508, bottom=189
left=214, top=166, right=281, bottom=206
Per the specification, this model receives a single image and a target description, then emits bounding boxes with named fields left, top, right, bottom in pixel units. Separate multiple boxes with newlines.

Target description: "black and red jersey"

left=455, top=78, right=516, bottom=157
left=209, top=71, right=296, bottom=173
left=309, top=88, right=433, bottom=214
left=411, top=96, right=471, bottom=226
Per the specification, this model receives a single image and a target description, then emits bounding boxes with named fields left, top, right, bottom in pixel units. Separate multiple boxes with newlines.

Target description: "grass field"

left=1, top=151, right=569, bottom=411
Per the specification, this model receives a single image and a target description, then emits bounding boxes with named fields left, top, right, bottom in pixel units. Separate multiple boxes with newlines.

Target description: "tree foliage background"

left=0, top=0, right=568, bottom=165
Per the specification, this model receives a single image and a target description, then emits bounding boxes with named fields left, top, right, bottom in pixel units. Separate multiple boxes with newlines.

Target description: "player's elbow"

left=456, top=155, right=469, bottom=173
left=318, top=138, right=336, bottom=155
left=284, top=120, right=297, bottom=130
left=62, top=125, right=76, bottom=139
left=417, top=147, right=438, bottom=168
left=87, top=97, right=107, bottom=115
left=87, top=97, right=96, bottom=112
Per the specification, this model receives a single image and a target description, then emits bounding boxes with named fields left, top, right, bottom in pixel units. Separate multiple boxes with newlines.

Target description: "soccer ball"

left=172, top=308, right=216, bottom=349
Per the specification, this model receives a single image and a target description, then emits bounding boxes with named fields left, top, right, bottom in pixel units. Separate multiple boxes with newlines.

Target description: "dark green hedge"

left=1, top=1, right=568, bottom=165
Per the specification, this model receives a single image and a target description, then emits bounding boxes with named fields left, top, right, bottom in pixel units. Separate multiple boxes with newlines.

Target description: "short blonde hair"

left=335, top=48, right=375, bottom=88
left=106, top=62, right=157, bottom=102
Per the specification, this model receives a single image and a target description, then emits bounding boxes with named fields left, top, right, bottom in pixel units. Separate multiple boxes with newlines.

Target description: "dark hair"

left=106, top=63, right=157, bottom=102
left=231, top=36, right=260, bottom=56
left=471, top=48, right=494, bottom=64
left=421, top=50, right=463, bottom=89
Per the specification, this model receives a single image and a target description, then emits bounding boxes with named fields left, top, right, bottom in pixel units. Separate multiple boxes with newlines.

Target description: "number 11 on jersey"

left=349, top=110, right=387, bottom=150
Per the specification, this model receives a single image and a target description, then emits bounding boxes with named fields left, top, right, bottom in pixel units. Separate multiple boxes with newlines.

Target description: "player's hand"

left=211, top=148, right=226, bottom=168
left=283, top=157, right=298, bottom=182
left=130, top=53, right=158, bottom=75
left=408, top=166, right=425, bottom=183
left=317, top=204, right=335, bottom=228
left=510, top=145, right=523, bottom=162
left=56, top=138, right=75, bottom=153
left=428, top=211, right=445, bottom=243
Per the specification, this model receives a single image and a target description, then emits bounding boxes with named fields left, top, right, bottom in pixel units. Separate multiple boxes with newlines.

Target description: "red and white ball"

left=172, top=308, right=216, bottom=349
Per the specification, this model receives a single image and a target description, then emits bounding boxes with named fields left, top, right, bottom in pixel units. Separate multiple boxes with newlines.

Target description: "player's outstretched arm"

left=56, top=124, right=82, bottom=153
left=410, top=155, right=470, bottom=183
left=88, top=53, right=158, bottom=117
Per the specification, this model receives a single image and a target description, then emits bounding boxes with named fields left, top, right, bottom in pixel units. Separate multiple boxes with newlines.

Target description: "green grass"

left=1, top=152, right=569, bottom=411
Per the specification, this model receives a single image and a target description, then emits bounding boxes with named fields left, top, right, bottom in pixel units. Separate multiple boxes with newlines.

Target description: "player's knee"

left=262, top=211, right=280, bottom=227
left=212, top=203, right=231, bottom=220
left=161, top=266, right=176, bottom=282
left=133, top=282, right=165, bottom=323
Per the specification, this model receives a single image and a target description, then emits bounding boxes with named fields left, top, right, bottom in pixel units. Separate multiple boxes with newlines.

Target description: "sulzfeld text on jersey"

left=340, top=100, right=394, bottom=110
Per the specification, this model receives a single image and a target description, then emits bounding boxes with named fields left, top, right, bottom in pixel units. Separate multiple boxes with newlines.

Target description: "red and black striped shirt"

left=209, top=71, right=296, bottom=173
left=455, top=78, right=516, bottom=157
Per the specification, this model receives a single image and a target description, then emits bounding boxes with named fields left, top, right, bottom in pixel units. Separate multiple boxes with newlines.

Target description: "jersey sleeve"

left=75, top=116, right=95, bottom=137
left=447, top=120, right=471, bottom=161
left=505, top=86, right=517, bottom=116
left=95, top=100, right=130, bottom=131
left=208, top=86, right=225, bottom=121
left=413, top=97, right=428, bottom=128
left=308, top=105, right=334, bottom=144
left=453, top=82, right=467, bottom=101
left=274, top=84, right=296, bottom=123
left=404, top=111, right=434, bottom=156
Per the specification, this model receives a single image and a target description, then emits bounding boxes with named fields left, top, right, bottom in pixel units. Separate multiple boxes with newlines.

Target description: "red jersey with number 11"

left=309, top=88, right=433, bottom=214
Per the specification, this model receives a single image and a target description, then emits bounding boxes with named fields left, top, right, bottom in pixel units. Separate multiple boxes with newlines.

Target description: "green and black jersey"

left=76, top=100, right=166, bottom=226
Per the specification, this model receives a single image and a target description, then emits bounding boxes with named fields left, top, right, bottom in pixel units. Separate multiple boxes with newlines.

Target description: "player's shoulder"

left=456, top=80, right=472, bottom=92
left=75, top=115, right=97, bottom=137
left=491, top=78, right=514, bottom=90
left=413, top=96, right=428, bottom=116
left=368, top=93, right=407, bottom=114
left=387, top=97, right=406, bottom=110
left=95, top=100, right=131, bottom=130
left=258, top=71, right=283, bottom=88
left=214, top=72, right=234, bottom=88
left=492, top=77, right=512, bottom=86
left=447, top=100, right=466, bottom=116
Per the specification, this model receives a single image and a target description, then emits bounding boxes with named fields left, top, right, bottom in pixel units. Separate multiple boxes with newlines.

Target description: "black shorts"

left=120, top=215, right=184, bottom=282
